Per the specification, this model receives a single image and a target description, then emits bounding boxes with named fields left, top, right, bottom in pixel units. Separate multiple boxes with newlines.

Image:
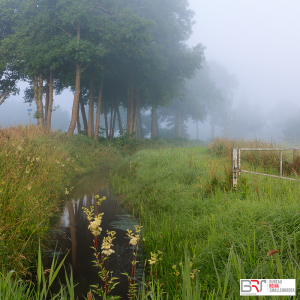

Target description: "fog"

left=1, top=1, right=300, bottom=143
left=186, top=0, right=300, bottom=142
left=0, top=83, right=71, bottom=131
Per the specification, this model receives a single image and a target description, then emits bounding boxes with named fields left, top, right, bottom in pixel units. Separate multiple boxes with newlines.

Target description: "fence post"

left=280, top=150, right=282, bottom=177
left=232, top=148, right=238, bottom=189
left=238, top=147, right=241, bottom=175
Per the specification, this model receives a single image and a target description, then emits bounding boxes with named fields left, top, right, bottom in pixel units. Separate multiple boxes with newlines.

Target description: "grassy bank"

left=100, top=134, right=206, bottom=156
left=110, top=139, right=300, bottom=298
left=3, top=129, right=300, bottom=299
left=0, top=125, right=121, bottom=275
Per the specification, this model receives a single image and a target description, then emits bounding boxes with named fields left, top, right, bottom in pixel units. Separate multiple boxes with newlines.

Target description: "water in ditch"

left=46, top=172, right=143, bottom=299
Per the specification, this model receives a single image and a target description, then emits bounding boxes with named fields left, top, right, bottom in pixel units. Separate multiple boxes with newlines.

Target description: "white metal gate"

left=231, top=147, right=300, bottom=188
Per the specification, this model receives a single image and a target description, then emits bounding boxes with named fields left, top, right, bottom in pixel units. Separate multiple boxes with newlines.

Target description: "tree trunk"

left=67, top=22, right=81, bottom=136
left=45, top=69, right=54, bottom=131
left=151, top=104, right=155, bottom=138
left=79, top=91, right=88, bottom=134
left=136, top=111, right=141, bottom=139
left=176, top=110, right=181, bottom=137
left=45, top=78, right=49, bottom=125
left=196, top=121, right=199, bottom=140
left=88, top=74, right=94, bottom=137
left=0, top=90, right=12, bottom=106
left=33, top=74, right=44, bottom=127
left=136, top=117, right=139, bottom=138
left=116, top=105, right=123, bottom=136
left=211, top=112, right=215, bottom=140
left=38, top=73, right=44, bottom=125
left=104, top=99, right=108, bottom=139
left=132, top=91, right=139, bottom=136
left=155, top=107, right=159, bottom=137
left=32, top=76, right=39, bottom=123
left=109, top=98, right=114, bottom=139
left=67, top=62, right=81, bottom=136
left=94, top=80, right=103, bottom=139
left=77, top=103, right=81, bottom=133
left=138, top=110, right=144, bottom=139
left=111, top=106, right=117, bottom=138
left=127, top=85, right=133, bottom=135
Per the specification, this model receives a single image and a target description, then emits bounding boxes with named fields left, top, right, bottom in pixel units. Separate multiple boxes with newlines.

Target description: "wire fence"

left=231, top=147, right=300, bottom=188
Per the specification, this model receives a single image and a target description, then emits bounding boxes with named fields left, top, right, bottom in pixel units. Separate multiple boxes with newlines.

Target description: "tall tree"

left=0, top=0, right=20, bottom=105
left=0, top=0, right=67, bottom=127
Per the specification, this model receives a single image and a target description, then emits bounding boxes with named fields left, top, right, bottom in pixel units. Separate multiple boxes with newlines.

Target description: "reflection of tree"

left=68, top=201, right=77, bottom=268
left=77, top=197, right=83, bottom=220
left=85, top=195, right=92, bottom=244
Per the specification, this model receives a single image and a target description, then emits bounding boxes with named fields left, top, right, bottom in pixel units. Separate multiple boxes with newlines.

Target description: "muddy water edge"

left=46, top=171, right=143, bottom=300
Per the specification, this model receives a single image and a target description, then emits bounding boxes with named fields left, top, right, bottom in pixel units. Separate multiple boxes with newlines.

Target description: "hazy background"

left=186, top=0, right=300, bottom=142
left=1, top=0, right=300, bottom=142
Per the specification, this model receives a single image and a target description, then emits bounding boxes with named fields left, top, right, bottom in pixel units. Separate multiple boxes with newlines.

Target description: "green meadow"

left=110, top=138, right=300, bottom=299
left=1, top=128, right=300, bottom=299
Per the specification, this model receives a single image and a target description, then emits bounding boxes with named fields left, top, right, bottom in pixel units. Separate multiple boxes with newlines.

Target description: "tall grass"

left=110, top=139, right=300, bottom=298
left=103, top=133, right=206, bottom=156
left=3, top=130, right=300, bottom=298
left=0, top=125, right=209, bottom=299
left=0, top=240, right=92, bottom=300
left=0, top=125, right=121, bottom=275
left=209, top=137, right=300, bottom=176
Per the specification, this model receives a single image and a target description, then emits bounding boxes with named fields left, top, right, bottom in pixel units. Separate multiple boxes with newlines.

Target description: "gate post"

left=232, top=148, right=238, bottom=189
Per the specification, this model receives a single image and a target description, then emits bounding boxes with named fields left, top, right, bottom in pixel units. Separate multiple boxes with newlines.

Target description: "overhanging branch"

left=0, top=89, right=12, bottom=105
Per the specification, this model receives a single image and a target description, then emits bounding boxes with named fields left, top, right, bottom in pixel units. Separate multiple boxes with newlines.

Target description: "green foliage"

left=0, top=270, right=33, bottom=299
left=0, top=0, right=207, bottom=137
left=0, top=241, right=82, bottom=300
left=239, top=177, right=250, bottom=199
left=110, top=142, right=300, bottom=298
left=103, top=133, right=204, bottom=156
left=0, top=125, right=121, bottom=274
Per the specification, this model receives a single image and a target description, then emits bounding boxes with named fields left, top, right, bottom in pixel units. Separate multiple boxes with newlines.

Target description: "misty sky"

left=1, top=0, right=300, bottom=140
left=188, top=0, right=300, bottom=111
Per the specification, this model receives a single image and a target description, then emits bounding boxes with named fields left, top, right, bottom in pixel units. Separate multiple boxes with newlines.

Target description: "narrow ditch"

left=46, top=172, right=143, bottom=299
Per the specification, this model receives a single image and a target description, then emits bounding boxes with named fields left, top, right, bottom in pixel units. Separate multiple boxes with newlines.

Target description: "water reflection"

left=67, top=201, right=77, bottom=268
left=49, top=172, right=142, bottom=300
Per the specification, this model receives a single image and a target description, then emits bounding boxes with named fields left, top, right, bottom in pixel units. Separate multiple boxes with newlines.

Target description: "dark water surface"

left=47, top=172, right=142, bottom=300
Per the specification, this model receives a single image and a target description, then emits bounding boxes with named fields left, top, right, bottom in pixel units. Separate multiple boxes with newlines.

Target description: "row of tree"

left=0, top=0, right=238, bottom=138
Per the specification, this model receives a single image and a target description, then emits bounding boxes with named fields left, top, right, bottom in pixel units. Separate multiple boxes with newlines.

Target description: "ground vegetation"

left=110, top=138, right=300, bottom=298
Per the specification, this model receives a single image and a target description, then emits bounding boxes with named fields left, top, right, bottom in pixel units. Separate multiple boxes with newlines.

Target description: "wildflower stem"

left=134, top=243, right=139, bottom=287
left=106, top=257, right=109, bottom=293
left=146, top=266, right=152, bottom=295
left=129, top=245, right=135, bottom=299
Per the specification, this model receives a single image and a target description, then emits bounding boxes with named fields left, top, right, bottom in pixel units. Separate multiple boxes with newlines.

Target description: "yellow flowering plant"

left=82, top=196, right=120, bottom=299
left=122, top=225, right=142, bottom=299
left=82, top=195, right=165, bottom=300
left=146, top=250, right=162, bottom=295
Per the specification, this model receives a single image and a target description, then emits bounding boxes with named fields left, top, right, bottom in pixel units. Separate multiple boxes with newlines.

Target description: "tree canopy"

left=0, top=0, right=234, bottom=139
